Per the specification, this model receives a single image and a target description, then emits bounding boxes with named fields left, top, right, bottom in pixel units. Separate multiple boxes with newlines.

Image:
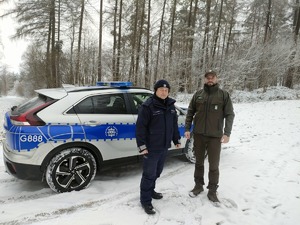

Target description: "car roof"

left=35, top=85, right=152, bottom=100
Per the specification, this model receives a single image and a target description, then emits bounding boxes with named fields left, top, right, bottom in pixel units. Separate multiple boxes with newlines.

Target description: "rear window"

left=11, top=94, right=55, bottom=115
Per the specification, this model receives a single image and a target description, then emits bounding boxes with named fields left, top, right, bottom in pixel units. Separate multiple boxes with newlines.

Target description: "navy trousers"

left=140, top=149, right=168, bottom=205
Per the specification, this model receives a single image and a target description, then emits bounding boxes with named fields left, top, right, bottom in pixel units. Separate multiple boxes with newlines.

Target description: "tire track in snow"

left=0, top=178, right=18, bottom=184
left=0, top=159, right=192, bottom=225
left=0, top=189, right=54, bottom=204
left=0, top=190, right=136, bottom=225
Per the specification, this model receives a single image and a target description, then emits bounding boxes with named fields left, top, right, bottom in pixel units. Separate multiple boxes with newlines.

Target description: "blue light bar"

left=96, top=81, right=133, bottom=87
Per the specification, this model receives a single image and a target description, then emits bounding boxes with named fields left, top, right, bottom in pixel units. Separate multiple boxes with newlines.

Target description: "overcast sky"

left=0, top=2, right=28, bottom=73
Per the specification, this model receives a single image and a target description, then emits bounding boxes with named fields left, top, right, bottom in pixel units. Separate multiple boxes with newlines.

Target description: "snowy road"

left=0, top=97, right=300, bottom=225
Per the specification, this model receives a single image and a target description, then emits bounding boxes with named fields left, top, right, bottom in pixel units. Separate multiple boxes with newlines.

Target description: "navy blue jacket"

left=136, top=95, right=181, bottom=152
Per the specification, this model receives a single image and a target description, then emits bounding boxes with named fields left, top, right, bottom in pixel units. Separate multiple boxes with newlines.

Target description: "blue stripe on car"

left=5, top=114, right=186, bottom=152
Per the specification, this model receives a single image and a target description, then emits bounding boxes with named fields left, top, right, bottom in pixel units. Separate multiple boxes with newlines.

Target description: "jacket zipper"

left=204, top=92, right=211, bottom=135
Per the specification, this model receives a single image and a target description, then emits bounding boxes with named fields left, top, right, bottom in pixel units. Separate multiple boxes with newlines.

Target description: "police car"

left=3, top=81, right=194, bottom=193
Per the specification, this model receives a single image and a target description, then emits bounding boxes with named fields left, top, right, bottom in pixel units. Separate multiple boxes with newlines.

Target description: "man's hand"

left=184, top=131, right=191, bottom=139
left=221, top=135, right=230, bottom=143
left=140, top=149, right=149, bottom=155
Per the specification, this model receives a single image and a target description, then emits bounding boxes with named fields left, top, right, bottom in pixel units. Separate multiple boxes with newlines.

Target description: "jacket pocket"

left=196, top=99, right=206, bottom=112
left=210, top=100, right=223, bottom=113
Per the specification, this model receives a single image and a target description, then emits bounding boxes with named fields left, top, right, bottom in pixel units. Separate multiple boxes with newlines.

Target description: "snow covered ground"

left=0, top=88, right=300, bottom=225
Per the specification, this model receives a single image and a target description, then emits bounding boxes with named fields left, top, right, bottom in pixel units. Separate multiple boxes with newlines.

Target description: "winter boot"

left=189, top=183, right=204, bottom=197
left=207, top=190, right=220, bottom=203
left=141, top=203, right=156, bottom=215
left=152, top=191, right=163, bottom=199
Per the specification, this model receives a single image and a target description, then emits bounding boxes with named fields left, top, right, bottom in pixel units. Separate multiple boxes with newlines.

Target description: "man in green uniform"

left=184, top=70, right=235, bottom=202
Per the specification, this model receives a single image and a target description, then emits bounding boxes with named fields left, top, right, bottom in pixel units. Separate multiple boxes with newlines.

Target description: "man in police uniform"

left=184, top=71, right=235, bottom=202
left=136, top=79, right=181, bottom=214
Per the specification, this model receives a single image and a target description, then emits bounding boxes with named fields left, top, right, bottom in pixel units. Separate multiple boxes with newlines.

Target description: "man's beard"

left=206, top=82, right=216, bottom=86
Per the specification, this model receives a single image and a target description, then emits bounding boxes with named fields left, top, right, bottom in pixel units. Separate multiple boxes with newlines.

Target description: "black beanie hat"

left=154, top=79, right=170, bottom=91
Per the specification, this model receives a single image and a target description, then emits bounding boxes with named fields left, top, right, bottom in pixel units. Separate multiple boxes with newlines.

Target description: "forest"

left=1, top=0, right=300, bottom=97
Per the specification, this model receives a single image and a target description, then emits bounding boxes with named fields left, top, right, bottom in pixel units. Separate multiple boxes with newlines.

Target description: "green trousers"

left=193, top=133, right=221, bottom=190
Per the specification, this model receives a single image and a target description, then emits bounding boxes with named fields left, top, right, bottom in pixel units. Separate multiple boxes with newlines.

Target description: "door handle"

left=84, top=121, right=100, bottom=126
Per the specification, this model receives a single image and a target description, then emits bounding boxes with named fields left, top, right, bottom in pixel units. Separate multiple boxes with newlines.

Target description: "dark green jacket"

left=185, top=84, right=235, bottom=137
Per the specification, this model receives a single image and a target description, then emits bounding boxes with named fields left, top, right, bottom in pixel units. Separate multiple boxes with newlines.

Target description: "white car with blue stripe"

left=3, top=82, right=193, bottom=193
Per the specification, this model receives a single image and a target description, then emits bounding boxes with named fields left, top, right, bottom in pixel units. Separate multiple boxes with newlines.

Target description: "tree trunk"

left=50, top=0, right=56, bottom=88
left=75, top=0, right=85, bottom=85
left=135, top=0, right=145, bottom=86
left=46, top=11, right=52, bottom=88
left=212, top=0, right=224, bottom=62
left=98, top=0, right=103, bottom=81
left=56, top=0, right=61, bottom=87
left=116, top=0, right=122, bottom=81
left=184, top=0, right=198, bottom=93
left=225, top=0, right=236, bottom=55
left=154, top=0, right=167, bottom=82
left=145, top=0, right=151, bottom=89
left=169, top=0, right=177, bottom=59
left=250, top=8, right=257, bottom=45
left=129, top=0, right=139, bottom=83
left=0, top=67, right=8, bottom=95
left=70, top=25, right=75, bottom=84
left=264, top=0, right=272, bottom=43
left=169, top=0, right=177, bottom=86
left=293, top=0, right=300, bottom=43
left=284, top=67, right=294, bottom=88
left=285, top=0, right=300, bottom=88
left=200, top=0, right=211, bottom=71
left=112, top=0, right=118, bottom=80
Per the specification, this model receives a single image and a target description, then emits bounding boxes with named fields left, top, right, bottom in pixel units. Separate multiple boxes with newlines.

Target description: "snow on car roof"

left=35, top=83, right=151, bottom=99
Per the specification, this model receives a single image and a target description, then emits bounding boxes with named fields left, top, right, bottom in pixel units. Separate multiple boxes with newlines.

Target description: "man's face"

left=155, top=87, right=169, bottom=99
left=204, top=74, right=218, bottom=86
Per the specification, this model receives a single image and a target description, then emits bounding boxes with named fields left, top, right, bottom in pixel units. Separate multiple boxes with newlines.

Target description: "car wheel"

left=46, top=148, right=97, bottom=193
left=185, top=135, right=196, bottom=163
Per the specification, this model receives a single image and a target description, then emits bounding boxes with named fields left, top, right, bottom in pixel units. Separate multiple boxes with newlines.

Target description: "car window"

left=130, top=93, right=152, bottom=113
left=129, top=93, right=185, bottom=116
left=12, top=94, right=54, bottom=115
left=68, top=94, right=127, bottom=114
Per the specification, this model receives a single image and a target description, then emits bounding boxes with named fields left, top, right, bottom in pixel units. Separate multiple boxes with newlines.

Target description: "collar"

left=153, top=94, right=168, bottom=105
left=204, top=83, right=219, bottom=94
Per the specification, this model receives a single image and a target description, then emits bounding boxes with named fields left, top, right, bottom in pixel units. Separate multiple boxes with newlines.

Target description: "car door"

left=73, top=93, right=137, bottom=160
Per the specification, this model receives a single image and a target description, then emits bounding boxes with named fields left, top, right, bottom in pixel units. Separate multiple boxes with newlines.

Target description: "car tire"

left=46, top=148, right=97, bottom=193
left=184, top=135, right=196, bottom=163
